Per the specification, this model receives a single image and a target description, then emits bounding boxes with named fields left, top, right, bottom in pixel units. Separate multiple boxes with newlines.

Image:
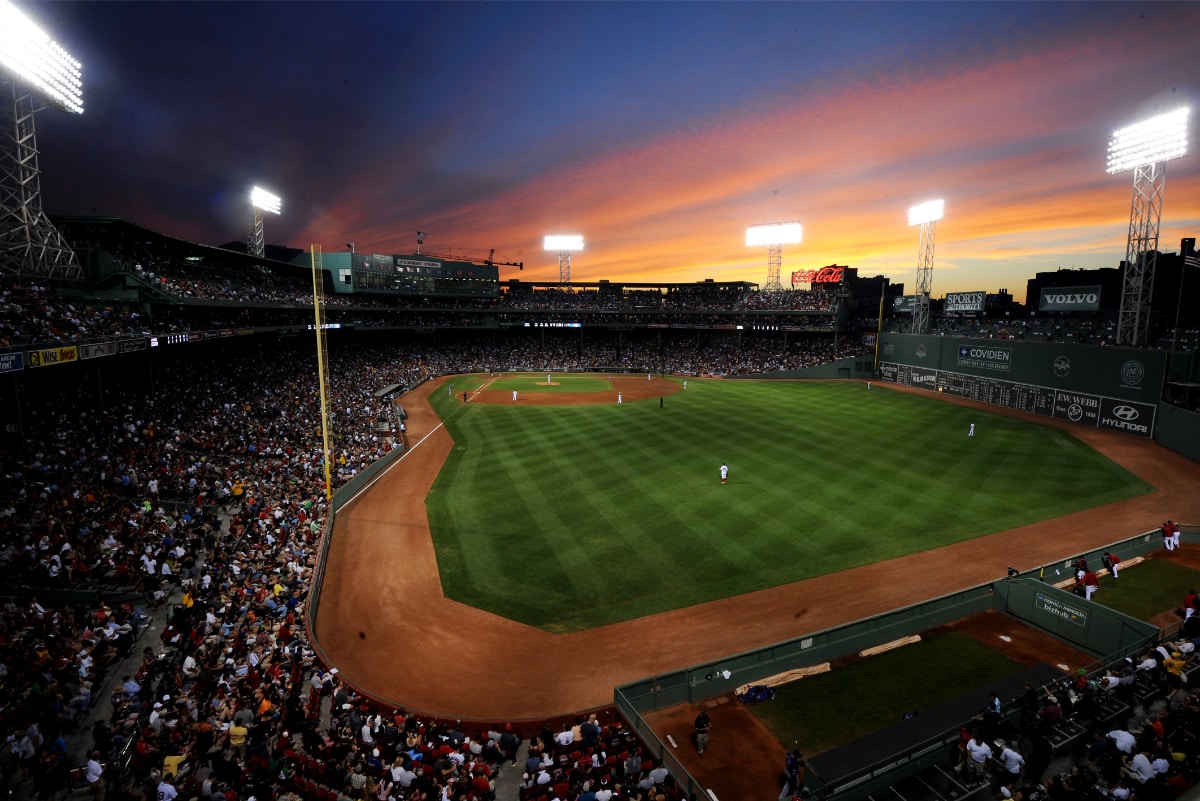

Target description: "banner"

left=0, top=352, right=24, bottom=374
left=28, top=346, right=78, bottom=368
left=1039, top=286, right=1101, bottom=312
left=119, top=339, right=148, bottom=353
left=80, top=342, right=119, bottom=360
left=892, top=295, right=917, bottom=314
left=945, top=291, right=985, bottom=313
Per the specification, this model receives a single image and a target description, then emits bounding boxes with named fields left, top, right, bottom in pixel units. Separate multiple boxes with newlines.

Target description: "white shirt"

left=86, top=759, right=103, bottom=783
left=997, top=747, right=1024, bottom=774
left=1108, top=730, right=1136, bottom=754
left=966, top=739, right=992, bottom=764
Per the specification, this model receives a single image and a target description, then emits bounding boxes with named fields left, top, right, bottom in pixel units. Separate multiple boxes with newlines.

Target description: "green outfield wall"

left=1156, top=403, right=1200, bottom=463
left=877, top=335, right=1165, bottom=438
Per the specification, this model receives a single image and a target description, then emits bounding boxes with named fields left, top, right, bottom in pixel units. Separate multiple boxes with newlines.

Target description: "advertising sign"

left=956, top=344, right=1012, bottom=373
left=790, top=265, right=844, bottom=284
left=1038, top=286, right=1101, bottom=312
left=892, top=296, right=917, bottom=314
left=80, top=342, right=118, bottom=360
left=1097, top=397, right=1155, bottom=438
left=0, top=352, right=24, bottom=373
left=1053, top=390, right=1101, bottom=426
left=28, top=346, right=79, bottom=368
left=945, top=291, right=985, bottom=313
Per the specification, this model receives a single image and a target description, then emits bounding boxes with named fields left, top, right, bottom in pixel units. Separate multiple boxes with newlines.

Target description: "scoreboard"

left=879, top=362, right=1156, bottom=438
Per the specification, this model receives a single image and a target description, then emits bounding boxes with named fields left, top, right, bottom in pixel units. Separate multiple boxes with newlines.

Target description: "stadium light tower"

left=0, top=0, right=84, bottom=280
left=544, top=234, right=583, bottom=286
left=1106, top=106, right=1190, bottom=347
left=746, top=221, right=802, bottom=293
left=248, top=185, right=281, bottom=259
left=908, top=199, right=944, bottom=335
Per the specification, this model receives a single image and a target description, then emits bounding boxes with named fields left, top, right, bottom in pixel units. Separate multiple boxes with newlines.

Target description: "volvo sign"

left=1038, top=286, right=1102, bottom=312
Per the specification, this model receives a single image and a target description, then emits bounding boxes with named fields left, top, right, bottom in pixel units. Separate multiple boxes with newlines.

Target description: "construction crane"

left=484, top=248, right=523, bottom=271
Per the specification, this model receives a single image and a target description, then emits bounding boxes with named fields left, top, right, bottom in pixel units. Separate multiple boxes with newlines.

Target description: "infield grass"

left=425, top=377, right=1152, bottom=632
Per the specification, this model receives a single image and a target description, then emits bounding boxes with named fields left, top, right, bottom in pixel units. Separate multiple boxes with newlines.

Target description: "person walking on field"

left=512, top=390, right=517, bottom=402
left=720, top=463, right=728, bottom=485
left=694, top=709, right=711, bottom=757
left=968, top=423, right=975, bottom=437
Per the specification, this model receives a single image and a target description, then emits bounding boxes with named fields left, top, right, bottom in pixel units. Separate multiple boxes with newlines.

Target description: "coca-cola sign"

left=791, top=265, right=844, bottom=284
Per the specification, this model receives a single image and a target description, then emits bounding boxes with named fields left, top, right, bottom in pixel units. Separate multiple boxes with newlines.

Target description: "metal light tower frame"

left=544, top=234, right=583, bottom=286
left=746, top=221, right=802, bottom=293
left=249, top=186, right=281, bottom=259
left=1106, top=107, right=1190, bottom=347
left=0, top=0, right=85, bottom=280
left=908, top=199, right=944, bottom=335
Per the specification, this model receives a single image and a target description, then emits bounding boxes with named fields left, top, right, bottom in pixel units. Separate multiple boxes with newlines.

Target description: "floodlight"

left=746, top=221, right=802, bottom=292
left=0, top=0, right=83, bottom=115
left=250, top=186, right=282, bottom=214
left=544, top=235, right=584, bottom=251
left=908, top=199, right=944, bottom=226
left=544, top=235, right=583, bottom=285
left=746, top=222, right=802, bottom=247
left=1106, top=107, right=1189, bottom=174
left=908, top=199, right=944, bottom=335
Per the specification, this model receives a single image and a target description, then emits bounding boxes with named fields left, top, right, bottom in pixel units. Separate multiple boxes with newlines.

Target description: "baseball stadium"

left=2, top=206, right=1200, bottom=801
left=5, top=7, right=1200, bottom=801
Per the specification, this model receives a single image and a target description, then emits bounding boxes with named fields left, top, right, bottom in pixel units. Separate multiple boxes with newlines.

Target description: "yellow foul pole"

left=311, top=245, right=333, bottom=501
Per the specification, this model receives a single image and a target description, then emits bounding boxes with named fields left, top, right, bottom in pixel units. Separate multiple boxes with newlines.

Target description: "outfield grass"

left=425, top=377, right=1152, bottom=632
left=747, top=631, right=1024, bottom=755
left=1092, top=559, right=1200, bottom=621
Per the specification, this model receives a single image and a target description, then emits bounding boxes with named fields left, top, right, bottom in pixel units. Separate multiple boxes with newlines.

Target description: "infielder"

left=617, top=393, right=622, bottom=404
left=720, top=463, right=728, bottom=485
left=512, top=390, right=517, bottom=402
left=968, top=423, right=975, bottom=437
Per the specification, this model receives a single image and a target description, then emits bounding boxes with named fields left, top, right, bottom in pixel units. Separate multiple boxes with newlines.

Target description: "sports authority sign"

left=957, top=344, right=1012, bottom=373
left=1038, top=285, right=1101, bottom=312
left=945, top=291, right=985, bottom=313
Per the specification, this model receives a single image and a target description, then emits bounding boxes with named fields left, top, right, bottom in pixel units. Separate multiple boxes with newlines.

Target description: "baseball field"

left=312, top=372, right=1200, bottom=724
left=425, top=375, right=1151, bottom=632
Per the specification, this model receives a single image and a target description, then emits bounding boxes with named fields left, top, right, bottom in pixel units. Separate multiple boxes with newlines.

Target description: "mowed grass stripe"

left=425, top=379, right=1151, bottom=631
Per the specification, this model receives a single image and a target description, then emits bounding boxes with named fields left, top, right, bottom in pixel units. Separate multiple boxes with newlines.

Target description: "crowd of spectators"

left=883, top=315, right=1121, bottom=346
left=947, top=617, right=1200, bottom=801
left=3, top=334, right=765, bottom=800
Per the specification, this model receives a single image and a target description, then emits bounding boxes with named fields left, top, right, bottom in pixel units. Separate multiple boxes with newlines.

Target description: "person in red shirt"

left=1084, top=570, right=1100, bottom=601
left=1183, top=589, right=1198, bottom=620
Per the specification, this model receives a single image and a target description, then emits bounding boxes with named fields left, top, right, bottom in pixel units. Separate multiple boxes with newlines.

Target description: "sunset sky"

left=24, top=1, right=1200, bottom=297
